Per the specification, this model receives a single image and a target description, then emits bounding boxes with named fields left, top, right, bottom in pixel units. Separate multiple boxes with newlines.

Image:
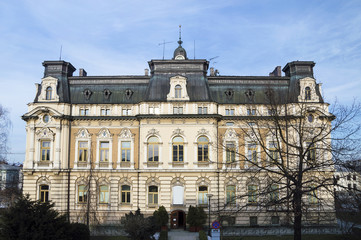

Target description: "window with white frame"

left=247, top=142, right=258, bottom=164
left=149, top=106, right=160, bottom=114
left=226, top=142, right=236, bottom=162
left=197, top=136, right=209, bottom=162
left=101, top=108, right=110, bottom=116
left=225, top=109, right=235, bottom=116
left=80, top=108, right=89, bottom=116
left=40, top=140, right=51, bottom=161
left=247, top=109, right=256, bottom=116
left=248, top=184, right=258, bottom=203
left=173, top=107, right=183, bottom=114
left=226, top=185, right=236, bottom=204
left=268, top=141, right=279, bottom=166
left=198, top=107, right=208, bottom=114
left=78, top=141, right=88, bottom=162
left=45, top=87, right=52, bottom=100
left=172, top=136, right=184, bottom=162
left=99, top=185, right=109, bottom=204
left=198, top=186, right=208, bottom=205
left=121, top=141, right=131, bottom=162
left=148, top=136, right=159, bottom=162
left=172, top=185, right=184, bottom=205
left=78, top=185, right=87, bottom=203
left=175, top=85, right=182, bottom=98
left=122, top=108, right=131, bottom=116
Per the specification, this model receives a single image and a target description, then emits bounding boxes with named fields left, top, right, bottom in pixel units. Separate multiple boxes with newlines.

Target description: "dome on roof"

left=173, top=44, right=187, bottom=60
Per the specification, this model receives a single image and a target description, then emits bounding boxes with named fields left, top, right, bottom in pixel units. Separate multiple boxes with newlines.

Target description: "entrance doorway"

left=171, top=210, right=186, bottom=229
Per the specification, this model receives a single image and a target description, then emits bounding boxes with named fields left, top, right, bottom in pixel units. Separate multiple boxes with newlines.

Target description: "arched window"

left=78, top=185, right=87, bottom=203
left=175, top=85, right=181, bottom=98
left=198, top=186, right=208, bottom=205
left=197, top=136, right=209, bottom=162
left=248, top=184, right=258, bottom=203
left=39, top=184, right=49, bottom=202
left=46, top=87, right=52, bottom=100
left=148, top=186, right=158, bottom=204
left=99, top=185, right=109, bottom=204
left=226, top=185, right=236, bottom=204
left=305, top=87, right=311, bottom=100
left=148, top=136, right=159, bottom=162
left=172, top=136, right=184, bottom=162
left=121, top=185, right=131, bottom=204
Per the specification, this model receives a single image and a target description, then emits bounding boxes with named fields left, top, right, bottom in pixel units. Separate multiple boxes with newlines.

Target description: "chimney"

left=269, top=66, right=282, bottom=77
left=79, top=68, right=87, bottom=77
left=145, top=69, right=149, bottom=76
left=210, top=67, right=215, bottom=76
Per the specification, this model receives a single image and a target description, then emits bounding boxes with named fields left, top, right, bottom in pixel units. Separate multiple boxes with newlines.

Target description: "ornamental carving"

left=75, top=128, right=91, bottom=138
left=224, top=128, right=238, bottom=139
left=197, top=128, right=209, bottom=136
left=119, top=128, right=134, bottom=139
left=172, top=128, right=184, bottom=136
left=147, top=128, right=159, bottom=137
left=97, top=128, right=112, bottom=139
left=36, top=127, right=55, bottom=140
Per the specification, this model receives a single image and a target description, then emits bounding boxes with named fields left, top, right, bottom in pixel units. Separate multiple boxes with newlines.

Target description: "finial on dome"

left=178, top=25, right=183, bottom=46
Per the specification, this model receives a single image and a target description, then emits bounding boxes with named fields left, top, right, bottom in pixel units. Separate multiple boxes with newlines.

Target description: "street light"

left=207, top=193, right=213, bottom=236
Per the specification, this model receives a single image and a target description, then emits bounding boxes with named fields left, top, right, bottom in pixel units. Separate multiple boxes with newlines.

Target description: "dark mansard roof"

left=36, top=50, right=321, bottom=105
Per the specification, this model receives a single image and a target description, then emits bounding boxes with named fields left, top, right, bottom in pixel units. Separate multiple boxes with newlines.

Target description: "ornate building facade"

left=22, top=38, right=335, bottom=228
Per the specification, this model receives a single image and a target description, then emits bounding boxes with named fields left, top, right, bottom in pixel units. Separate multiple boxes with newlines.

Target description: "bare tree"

left=0, top=104, right=11, bottom=163
left=216, top=98, right=361, bottom=240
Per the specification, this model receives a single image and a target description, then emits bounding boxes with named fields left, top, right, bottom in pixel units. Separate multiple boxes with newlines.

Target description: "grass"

left=223, top=235, right=343, bottom=240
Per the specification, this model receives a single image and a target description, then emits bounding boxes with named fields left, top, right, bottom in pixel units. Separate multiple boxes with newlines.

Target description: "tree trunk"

left=293, top=192, right=302, bottom=240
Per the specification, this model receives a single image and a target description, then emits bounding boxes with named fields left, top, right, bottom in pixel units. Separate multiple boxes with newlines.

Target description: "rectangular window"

left=198, top=107, right=208, bottom=114
left=148, top=186, right=158, bottom=205
left=121, top=141, right=131, bottom=162
left=226, top=185, right=236, bottom=204
left=226, top=142, right=235, bottom=162
left=353, top=175, right=357, bottom=181
left=100, top=142, right=109, bottom=162
left=248, top=143, right=257, bottom=163
left=172, top=144, right=184, bottom=162
left=198, top=186, right=208, bottom=205
left=347, top=174, right=351, bottom=181
left=268, top=109, right=276, bottom=116
left=101, top=108, right=110, bottom=116
left=148, top=144, right=159, bottom=162
left=39, top=185, right=49, bottom=202
left=250, top=216, right=258, bottom=226
left=122, top=109, right=131, bottom=116
left=149, top=107, right=159, bottom=114
left=80, top=108, right=89, bottom=116
left=41, top=140, right=51, bottom=161
left=78, top=185, right=87, bottom=203
left=173, top=107, right=183, bottom=114
left=270, top=184, right=279, bottom=202
left=269, top=142, right=279, bottom=166
left=78, top=141, right=88, bottom=162
left=99, top=185, right=109, bottom=204
left=306, top=142, right=316, bottom=162
left=225, top=109, right=235, bottom=116
left=309, top=186, right=318, bottom=204
left=247, top=109, right=256, bottom=116
left=121, top=185, right=131, bottom=204
left=248, top=185, right=258, bottom=203
left=271, top=216, right=279, bottom=225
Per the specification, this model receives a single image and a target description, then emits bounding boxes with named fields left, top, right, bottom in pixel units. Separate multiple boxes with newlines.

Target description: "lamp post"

left=207, top=193, right=213, bottom=236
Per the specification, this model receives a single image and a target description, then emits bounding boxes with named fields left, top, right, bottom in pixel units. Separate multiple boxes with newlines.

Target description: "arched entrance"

left=170, top=210, right=186, bottom=229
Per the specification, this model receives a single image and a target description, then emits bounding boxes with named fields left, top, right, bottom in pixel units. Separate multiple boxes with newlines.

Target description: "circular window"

left=43, top=115, right=50, bottom=123
left=308, top=114, right=314, bottom=123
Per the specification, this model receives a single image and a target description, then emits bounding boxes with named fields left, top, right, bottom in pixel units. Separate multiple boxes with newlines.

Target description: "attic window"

left=125, top=89, right=133, bottom=99
left=46, top=87, right=52, bottom=100
left=104, top=89, right=112, bottom=100
left=245, top=89, right=255, bottom=102
left=305, top=87, right=311, bottom=100
left=225, top=90, right=234, bottom=99
left=265, top=89, right=274, bottom=99
left=83, top=89, right=92, bottom=100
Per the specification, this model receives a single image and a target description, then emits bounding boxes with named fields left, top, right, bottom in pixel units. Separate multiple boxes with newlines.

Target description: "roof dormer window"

left=175, top=85, right=182, bottom=98
left=167, top=76, right=189, bottom=101
left=46, top=87, right=52, bottom=100
left=305, top=87, right=311, bottom=100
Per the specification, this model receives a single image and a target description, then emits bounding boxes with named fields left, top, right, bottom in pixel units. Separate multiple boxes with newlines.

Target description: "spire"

left=178, top=25, right=183, bottom=46
left=173, top=25, right=187, bottom=60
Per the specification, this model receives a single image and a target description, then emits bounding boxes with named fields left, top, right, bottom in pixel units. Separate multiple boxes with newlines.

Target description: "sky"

left=0, top=0, right=361, bottom=164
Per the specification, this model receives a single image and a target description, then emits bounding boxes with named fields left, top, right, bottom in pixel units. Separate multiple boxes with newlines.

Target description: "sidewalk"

left=167, top=229, right=198, bottom=240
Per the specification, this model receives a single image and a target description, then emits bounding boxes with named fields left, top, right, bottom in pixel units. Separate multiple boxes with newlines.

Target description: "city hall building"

left=22, top=36, right=335, bottom=228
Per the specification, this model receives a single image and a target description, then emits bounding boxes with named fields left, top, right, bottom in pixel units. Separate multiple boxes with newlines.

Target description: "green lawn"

left=90, top=234, right=345, bottom=240
left=223, top=235, right=344, bottom=240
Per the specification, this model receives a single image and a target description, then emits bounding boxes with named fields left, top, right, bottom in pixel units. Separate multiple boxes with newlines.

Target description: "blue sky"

left=1, top=0, right=361, bottom=164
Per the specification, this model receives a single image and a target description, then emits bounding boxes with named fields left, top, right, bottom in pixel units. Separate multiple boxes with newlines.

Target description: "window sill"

left=147, top=204, right=158, bottom=208
left=119, top=162, right=131, bottom=168
left=194, top=161, right=210, bottom=166
left=145, top=162, right=161, bottom=167
left=169, top=161, right=188, bottom=167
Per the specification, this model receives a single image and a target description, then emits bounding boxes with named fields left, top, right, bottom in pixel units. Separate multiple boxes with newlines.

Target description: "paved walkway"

left=167, top=229, right=198, bottom=240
